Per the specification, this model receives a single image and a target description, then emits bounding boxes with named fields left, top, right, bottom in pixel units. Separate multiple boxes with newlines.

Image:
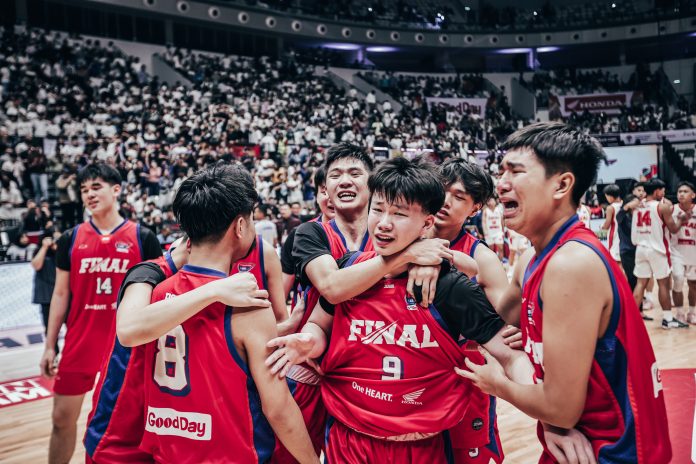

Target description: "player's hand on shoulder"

left=454, top=346, right=507, bottom=397
left=402, top=238, right=453, bottom=266
left=39, top=348, right=57, bottom=378
left=407, top=264, right=440, bottom=307
left=542, top=424, right=596, bottom=464
left=501, top=325, right=523, bottom=350
left=265, top=333, right=317, bottom=378
left=208, top=272, right=271, bottom=308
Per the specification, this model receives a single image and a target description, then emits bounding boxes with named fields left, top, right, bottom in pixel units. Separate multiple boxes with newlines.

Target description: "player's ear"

left=420, top=214, right=435, bottom=238
left=553, top=172, right=575, bottom=202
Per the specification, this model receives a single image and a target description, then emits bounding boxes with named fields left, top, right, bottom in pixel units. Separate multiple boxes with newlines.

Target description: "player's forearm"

left=451, top=250, right=478, bottom=277
left=45, top=293, right=69, bottom=348
left=316, top=255, right=395, bottom=304
left=118, top=284, right=218, bottom=347
left=497, top=380, right=582, bottom=429
left=300, top=322, right=328, bottom=359
left=264, top=397, right=319, bottom=464
left=501, top=351, right=535, bottom=385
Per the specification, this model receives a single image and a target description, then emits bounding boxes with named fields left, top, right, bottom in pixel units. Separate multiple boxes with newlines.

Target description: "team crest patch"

left=405, top=295, right=417, bottom=311
left=115, top=241, right=132, bottom=253
left=237, top=262, right=255, bottom=272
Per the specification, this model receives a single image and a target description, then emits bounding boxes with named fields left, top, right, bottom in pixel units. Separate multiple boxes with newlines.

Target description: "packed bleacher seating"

left=2, top=25, right=696, bottom=261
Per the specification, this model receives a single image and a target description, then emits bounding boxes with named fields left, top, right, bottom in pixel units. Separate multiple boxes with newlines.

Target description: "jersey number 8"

left=153, top=325, right=191, bottom=395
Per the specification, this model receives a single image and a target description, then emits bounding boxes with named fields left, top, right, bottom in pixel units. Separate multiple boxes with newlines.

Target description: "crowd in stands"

left=1, top=25, right=696, bottom=262
left=521, top=64, right=677, bottom=108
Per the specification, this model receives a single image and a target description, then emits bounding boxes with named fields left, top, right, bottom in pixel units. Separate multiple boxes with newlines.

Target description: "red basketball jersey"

left=61, top=219, right=143, bottom=376
left=85, top=253, right=177, bottom=463
left=448, top=228, right=494, bottom=451
left=231, top=236, right=267, bottom=286
left=521, top=216, right=671, bottom=463
left=141, top=263, right=274, bottom=463
left=297, top=220, right=373, bottom=331
left=321, top=251, right=471, bottom=439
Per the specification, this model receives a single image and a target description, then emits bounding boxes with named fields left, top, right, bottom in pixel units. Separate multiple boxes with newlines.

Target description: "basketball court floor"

left=0, top=308, right=694, bottom=463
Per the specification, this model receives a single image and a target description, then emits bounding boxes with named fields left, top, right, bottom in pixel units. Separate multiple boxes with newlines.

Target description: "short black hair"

left=325, top=142, right=374, bottom=173
left=77, top=163, right=122, bottom=187
left=677, top=181, right=695, bottom=193
left=439, top=158, right=495, bottom=206
left=502, top=122, right=606, bottom=206
left=368, top=157, right=444, bottom=215
left=603, top=184, right=621, bottom=199
left=313, top=165, right=327, bottom=193
left=173, top=164, right=258, bottom=244
left=644, top=178, right=666, bottom=195
left=632, top=181, right=645, bottom=191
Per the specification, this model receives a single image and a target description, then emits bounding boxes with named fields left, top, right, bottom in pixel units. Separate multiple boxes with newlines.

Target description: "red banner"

left=0, top=376, right=54, bottom=408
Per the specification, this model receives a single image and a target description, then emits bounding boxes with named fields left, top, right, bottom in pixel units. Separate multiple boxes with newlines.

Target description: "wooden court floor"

left=0, top=313, right=693, bottom=463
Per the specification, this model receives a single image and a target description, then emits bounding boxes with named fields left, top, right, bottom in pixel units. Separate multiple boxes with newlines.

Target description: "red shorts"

left=53, top=370, right=97, bottom=395
left=270, top=380, right=326, bottom=463
left=451, top=420, right=503, bottom=464
left=325, top=419, right=450, bottom=464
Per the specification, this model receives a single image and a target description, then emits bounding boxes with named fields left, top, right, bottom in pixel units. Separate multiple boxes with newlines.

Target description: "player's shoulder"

left=547, top=241, right=609, bottom=285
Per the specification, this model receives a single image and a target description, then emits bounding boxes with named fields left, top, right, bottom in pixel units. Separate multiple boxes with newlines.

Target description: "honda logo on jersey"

left=237, top=262, right=255, bottom=272
left=347, top=320, right=439, bottom=348
left=401, top=388, right=425, bottom=405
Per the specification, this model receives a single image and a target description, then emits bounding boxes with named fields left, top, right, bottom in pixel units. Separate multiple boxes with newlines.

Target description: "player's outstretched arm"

left=266, top=301, right=333, bottom=377
left=238, top=307, right=320, bottom=464
left=262, top=239, right=289, bottom=324
left=40, top=268, right=70, bottom=378
left=449, top=250, right=479, bottom=277
left=495, top=247, right=534, bottom=326
left=457, top=243, right=608, bottom=428
left=473, top=244, right=509, bottom=310
left=117, top=272, right=270, bottom=347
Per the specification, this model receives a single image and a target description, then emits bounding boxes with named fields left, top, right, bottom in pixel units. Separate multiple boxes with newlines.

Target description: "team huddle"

left=39, top=122, right=672, bottom=464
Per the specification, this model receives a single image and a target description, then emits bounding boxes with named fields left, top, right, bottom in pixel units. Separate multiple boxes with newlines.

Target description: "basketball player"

left=432, top=158, right=510, bottom=463
left=632, top=178, right=690, bottom=329
left=139, top=164, right=318, bottom=463
left=459, top=122, right=672, bottom=463
left=267, top=157, right=532, bottom=463
left=39, top=163, right=161, bottom=464
left=482, top=197, right=505, bottom=261
left=601, top=184, right=622, bottom=265
left=86, top=232, right=295, bottom=463
left=281, top=144, right=451, bottom=461
left=280, top=165, right=335, bottom=300
left=670, top=181, right=696, bottom=324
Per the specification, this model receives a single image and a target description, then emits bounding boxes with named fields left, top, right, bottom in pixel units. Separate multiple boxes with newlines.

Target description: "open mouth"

left=337, top=192, right=357, bottom=201
left=374, top=233, right=395, bottom=245
left=501, top=200, right=519, bottom=217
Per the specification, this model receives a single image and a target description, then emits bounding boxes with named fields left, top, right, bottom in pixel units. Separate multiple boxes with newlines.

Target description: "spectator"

left=55, top=167, right=79, bottom=230
left=1, top=170, right=23, bottom=220
left=31, top=228, right=61, bottom=353
left=156, top=225, right=176, bottom=246
left=6, top=232, right=36, bottom=260
left=254, top=204, right=279, bottom=247
left=27, top=147, right=48, bottom=202
left=276, top=203, right=301, bottom=245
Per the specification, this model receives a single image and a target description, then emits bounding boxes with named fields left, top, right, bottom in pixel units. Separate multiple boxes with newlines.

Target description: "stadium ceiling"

left=76, top=0, right=696, bottom=49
